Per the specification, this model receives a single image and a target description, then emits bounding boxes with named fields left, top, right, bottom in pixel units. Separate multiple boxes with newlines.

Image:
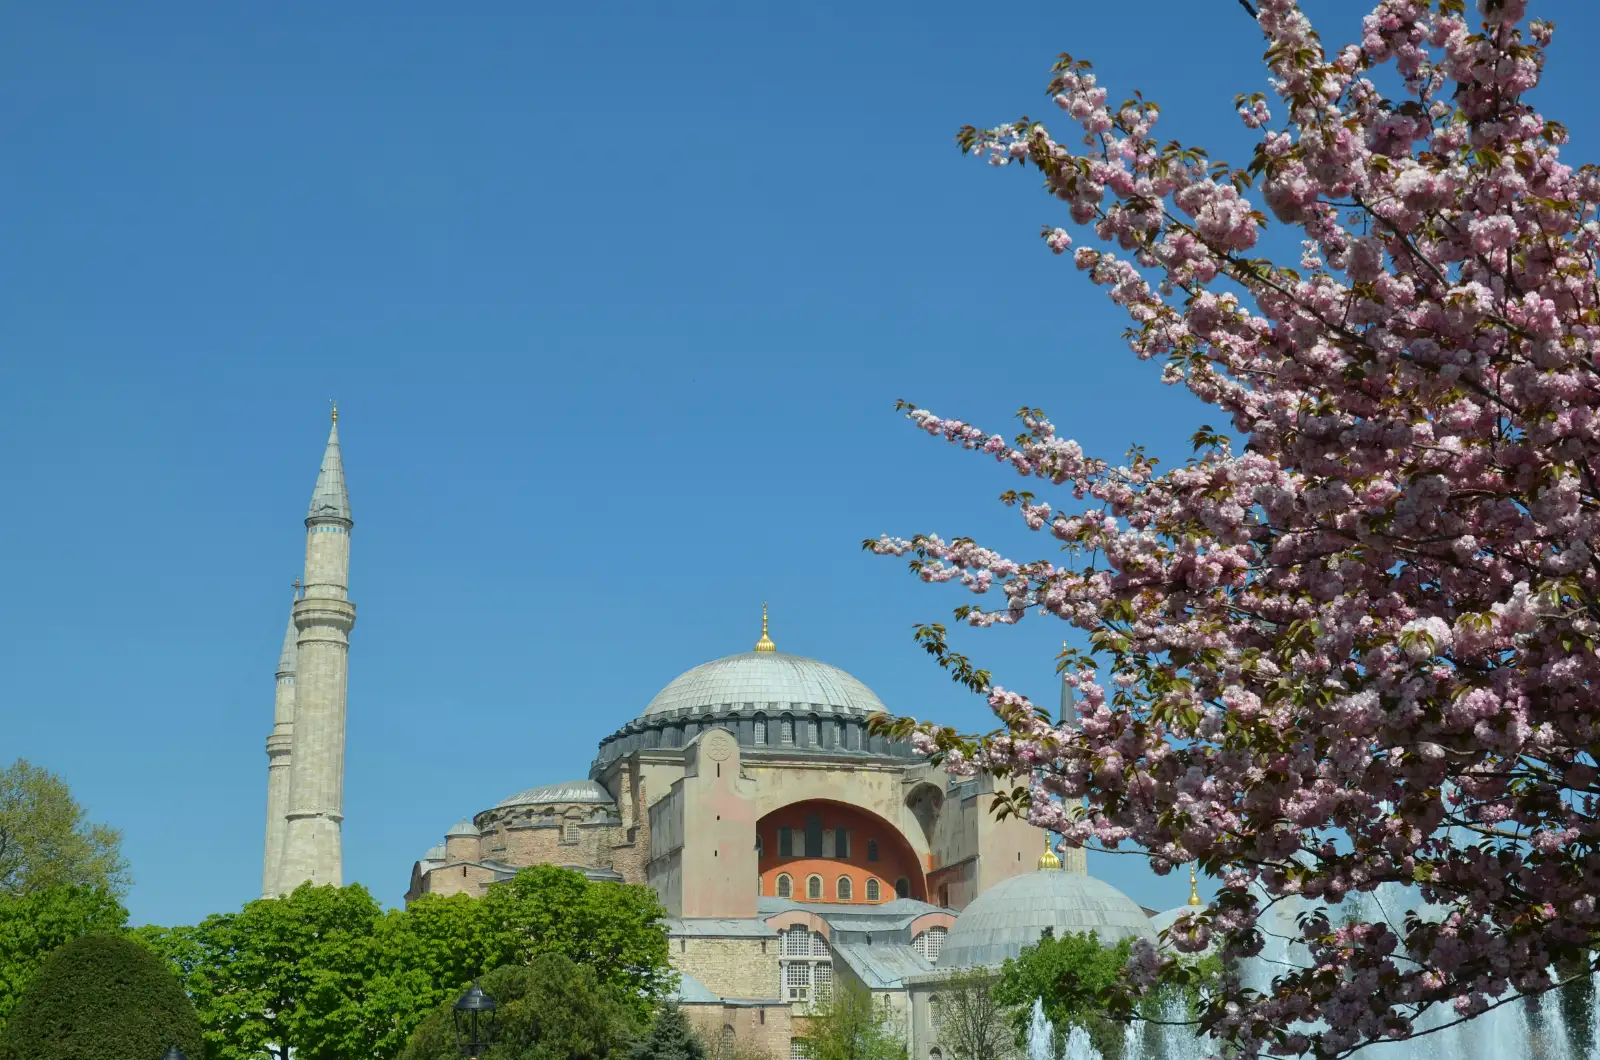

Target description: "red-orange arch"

left=757, top=799, right=927, bottom=904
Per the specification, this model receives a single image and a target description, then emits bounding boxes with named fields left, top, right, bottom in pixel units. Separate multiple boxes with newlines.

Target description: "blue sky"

left=3, top=1, right=1598, bottom=928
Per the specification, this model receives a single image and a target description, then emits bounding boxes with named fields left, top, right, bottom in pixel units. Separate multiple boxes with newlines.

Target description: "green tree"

left=148, top=883, right=388, bottom=1060
left=799, top=983, right=906, bottom=1060
left=0, top=886, right=127, bottom=1032
left=399, top=955, right=638, bottom=1060
left=0, top=760, right=128, bottom=898
left=630, top=1003, right=703, bottom=1060
left=482, top=865, right=674, bottom=1019
left=0, top=932, right=203, bottom=1060
left=993, top=929, right=1132, bottom=1060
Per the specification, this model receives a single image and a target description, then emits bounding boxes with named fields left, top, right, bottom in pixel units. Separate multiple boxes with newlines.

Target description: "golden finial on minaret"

left=330, top=400, right=338, bottom=424
left=1188, top=863, right=1203, bottom=906
left=754, top=602, right=777, bottom=653
left=1037, top=835, right=1062, bottom=871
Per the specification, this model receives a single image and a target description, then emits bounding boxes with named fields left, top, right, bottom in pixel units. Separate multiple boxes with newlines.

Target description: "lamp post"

left=453, top=981, right=497, bottom=1059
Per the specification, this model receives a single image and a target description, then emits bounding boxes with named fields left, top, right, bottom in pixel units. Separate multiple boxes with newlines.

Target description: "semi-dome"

left=937, top=870, right=1156, bottom=969
left=496, top=779, right=616, bottom=810
left=642, top=651, right=886, bottom=719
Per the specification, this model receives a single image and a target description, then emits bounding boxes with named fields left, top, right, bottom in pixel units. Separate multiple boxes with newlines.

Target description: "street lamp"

left=453, top=980, right=497, bottom=1058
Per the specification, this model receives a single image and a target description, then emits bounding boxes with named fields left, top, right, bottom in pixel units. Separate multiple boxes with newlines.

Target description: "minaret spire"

left=262, top=582, right=300, bottom=897
left=278, top=409, right=357, bottom=891
left=753, top=602, right=776, bottom=653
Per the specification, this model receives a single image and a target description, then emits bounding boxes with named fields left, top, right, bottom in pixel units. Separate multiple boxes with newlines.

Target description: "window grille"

left=837, top=876, right=853, bottom=902
left=807, top=875, right=823, bottom=900
left=785, top=962, right=811, bottom=1001
left=791, top=1040, right=810, bottom=1060
left=754, top=718, right=768, bottom=745
left=780, top=717, right=794, bottom=745
left=814, top=963, right=833, bottom=1003
left=562, top=822, right=578, bottom=843
left=783, top=929, right=811, bottom=957
left=865, top=878, right=881, bottom=902
left=777, top=874, right=792, bottom=898
left=806, top=718, right=819, bottom=745
left=913, top=926, right=948, bottom=961
left=812, top=932, right=831, bottom=957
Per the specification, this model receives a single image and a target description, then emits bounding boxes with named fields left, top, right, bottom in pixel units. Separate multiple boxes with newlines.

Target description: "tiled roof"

left=667, top=918, right=779, bottom=938
left=831, top=941, right=934, bottom=989
left=642, top=652, right=886, bottom=718
left=937, top=870, right=1155, bottom=969
left=495, top=779, right=616, bottom=809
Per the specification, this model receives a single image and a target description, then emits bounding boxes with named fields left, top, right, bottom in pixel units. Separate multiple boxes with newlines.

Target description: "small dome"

left=422, top=843, right=446, bottom=862
left=445, top=818, right=480, bottom=838
left=643, top=651, right=886, bottom=718
left=938, top=870, right=1155, bottom=969
left=496, top=779, right=616, bottom=810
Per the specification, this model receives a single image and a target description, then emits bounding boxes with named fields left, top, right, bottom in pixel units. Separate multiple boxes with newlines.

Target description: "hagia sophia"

left=261, top=414, right=1199, bottom=1059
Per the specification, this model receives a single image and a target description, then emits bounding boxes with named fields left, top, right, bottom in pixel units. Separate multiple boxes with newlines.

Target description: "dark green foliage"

left=399, top=954, right=639, bottom=1060
left=630, top=1003, right=704, bottom=1060
left=994, top=929, right=1133, bottom=1060
left=0, top=932, right=202, bottom=1060
left=0, top=886, right=127, bottom=1031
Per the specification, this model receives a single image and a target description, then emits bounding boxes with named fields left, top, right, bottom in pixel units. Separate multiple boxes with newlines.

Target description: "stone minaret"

left=278, top=407, right=356, bottom=890
left=1058, top=659, right=1088, bottom=874
left=261, top=592, right=299, bottom=897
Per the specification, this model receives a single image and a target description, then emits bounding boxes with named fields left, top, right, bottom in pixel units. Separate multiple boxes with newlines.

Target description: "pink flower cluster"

left=888, top=3, right=1600, bottom=1057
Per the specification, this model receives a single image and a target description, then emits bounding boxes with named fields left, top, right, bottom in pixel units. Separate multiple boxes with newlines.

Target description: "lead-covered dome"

left=642, top=651, right=886, bottom=718
left=937, top=870, right=1155, bottom=969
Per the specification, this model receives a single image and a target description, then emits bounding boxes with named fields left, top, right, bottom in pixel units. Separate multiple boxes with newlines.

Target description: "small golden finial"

left=1037, top=835, right=1062, bottom=871
left=754, top=602, right=777, bottom=653
left=330, top=400, right=339, bottom=424
left=292, top=577, right=301, bottom=599
left=1188, top=863, right=1203, bottom=906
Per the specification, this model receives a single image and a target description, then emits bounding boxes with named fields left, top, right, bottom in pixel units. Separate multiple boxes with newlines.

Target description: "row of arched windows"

left=770, top=872, right=908, bottom=902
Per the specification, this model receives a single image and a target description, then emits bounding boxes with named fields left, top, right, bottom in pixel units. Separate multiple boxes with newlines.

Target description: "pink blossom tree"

left=868, top=1, right=1600, bottom=1056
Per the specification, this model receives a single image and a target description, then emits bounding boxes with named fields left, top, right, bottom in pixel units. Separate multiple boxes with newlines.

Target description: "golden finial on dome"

left=754, top=602, right=777, bottom=653
left=1188, top=863, right=1203, bottom=906
left=1037, top=835, right=1062, bottom=871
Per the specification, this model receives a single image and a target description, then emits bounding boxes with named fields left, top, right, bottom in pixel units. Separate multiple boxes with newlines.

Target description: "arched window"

left=776, top=873, right=792, bottom=898
left=930, top=1050, right=943, bottom=1060
left=754, top=716, right=768, bottom=745
left=895, top=877, right=910, bottom=899
left=867, top=839, right=879, bottom=862
left=929, top=995, right=942, bottom=1030
left=837, top=876, right=853, bottom=902
left=780, top=716, right=795, bottom=745
left=806, top=716, right=819, bottom=745
left=807, top=874, right=823, bottom=900
left=865, top=878, right=881, bottom=902
left=722, top=1026, right=736, bottom=1046
left=913, top=926, right=948, bottom=961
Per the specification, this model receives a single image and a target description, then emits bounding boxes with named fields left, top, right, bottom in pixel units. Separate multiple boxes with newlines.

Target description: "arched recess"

left=904, top=781, right=944, bottom=847
left=756, top=798, right=928, bottom=903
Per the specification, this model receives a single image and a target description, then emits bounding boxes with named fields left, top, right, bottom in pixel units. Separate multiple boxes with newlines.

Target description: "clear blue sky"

left=3, top=2, right=1597, bottom=929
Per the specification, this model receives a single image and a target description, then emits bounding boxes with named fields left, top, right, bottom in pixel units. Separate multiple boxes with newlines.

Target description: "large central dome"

left=642, top=650, right=887, bottom=718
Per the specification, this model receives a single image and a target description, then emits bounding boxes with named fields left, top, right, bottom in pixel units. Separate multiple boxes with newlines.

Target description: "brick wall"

left=670, top=935, right=779, bottom=1000
left=683, top=1002, right=792, bottom=1060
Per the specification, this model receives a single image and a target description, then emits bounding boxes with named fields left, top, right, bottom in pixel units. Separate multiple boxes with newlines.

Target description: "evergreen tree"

left=631, top=1003, right=704, bottom=1060
left=0, top=932, right=203, bottom=1060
